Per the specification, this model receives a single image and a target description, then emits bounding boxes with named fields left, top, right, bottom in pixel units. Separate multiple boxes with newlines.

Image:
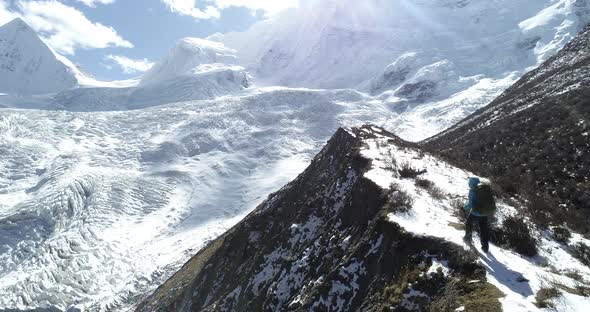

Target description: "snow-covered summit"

left=140, top=37, right=241, bottom=86
left=0, top=33, right=250, bottom=111
left=220, top=0, right=590, bottom=91
left=0, top=18, right=77, bottom=95
left=0, top=20, right=246, bottom=98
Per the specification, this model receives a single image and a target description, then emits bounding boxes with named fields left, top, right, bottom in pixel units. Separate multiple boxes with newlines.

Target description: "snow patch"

left=312, top=259, right=366, bottom=311
left=288, top=215, right=322, bottom=247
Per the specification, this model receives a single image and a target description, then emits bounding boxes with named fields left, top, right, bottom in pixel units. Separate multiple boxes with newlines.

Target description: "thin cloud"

left=160, top=0, right=297, bottom=20
left=160, top=0, right=220, bottom=19
left=214, top=0, right=298, bottom=16
left=74, top=0, right=115, bottom=7
left=105, top=54, right=155, bottom=74
left=0, top=2, right=19, bottom=25
left=16, top=0, right=133, bottom=55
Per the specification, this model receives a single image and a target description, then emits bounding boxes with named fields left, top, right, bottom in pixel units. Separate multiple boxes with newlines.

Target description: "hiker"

left=463, top=177, right=496, bottom=253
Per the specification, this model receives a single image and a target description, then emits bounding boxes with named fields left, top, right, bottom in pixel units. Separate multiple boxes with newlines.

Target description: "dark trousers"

left=465, top=214, right=490, bottom=250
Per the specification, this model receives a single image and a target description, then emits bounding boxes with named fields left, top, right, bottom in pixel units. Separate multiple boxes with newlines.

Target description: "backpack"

left=473, top=184, right=496, bottom=216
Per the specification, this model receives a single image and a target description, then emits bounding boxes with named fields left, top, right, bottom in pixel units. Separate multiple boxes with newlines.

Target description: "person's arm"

left=464, top=189, right=474, bottom=212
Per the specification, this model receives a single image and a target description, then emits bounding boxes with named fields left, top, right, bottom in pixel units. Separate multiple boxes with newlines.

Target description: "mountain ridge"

left=137, top=123, right=590, bottom=311
left=0, top=18, right=77, bottom=95
left=136, top=126, right=496, bottom=311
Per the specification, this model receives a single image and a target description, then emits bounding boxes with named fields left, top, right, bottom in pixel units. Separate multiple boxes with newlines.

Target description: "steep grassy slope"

left=423, top=25, right=590, bottom=234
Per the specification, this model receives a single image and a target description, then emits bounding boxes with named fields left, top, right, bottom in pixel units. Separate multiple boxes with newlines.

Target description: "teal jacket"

left=464, top=177, right=482, bottom=217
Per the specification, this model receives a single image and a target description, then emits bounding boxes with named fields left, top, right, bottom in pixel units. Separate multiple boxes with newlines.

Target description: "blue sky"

left=0, top=0, right=297, bottom=80
left=71, top=0, right=263, bottom=80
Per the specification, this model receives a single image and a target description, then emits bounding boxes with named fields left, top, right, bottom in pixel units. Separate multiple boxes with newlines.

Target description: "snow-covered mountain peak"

left=177, top=37, right=236, bottom=54
left=0, top=18, right=78, bottom=95
left=4, top=17, right=29, bottom=30
left=221, top=0, right=590, bottom=91
left=140, top=37, right=240, bottom=86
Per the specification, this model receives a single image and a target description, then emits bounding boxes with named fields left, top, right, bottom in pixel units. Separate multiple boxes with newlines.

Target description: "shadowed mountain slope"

left=423, top=25, right=590, bottom=233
